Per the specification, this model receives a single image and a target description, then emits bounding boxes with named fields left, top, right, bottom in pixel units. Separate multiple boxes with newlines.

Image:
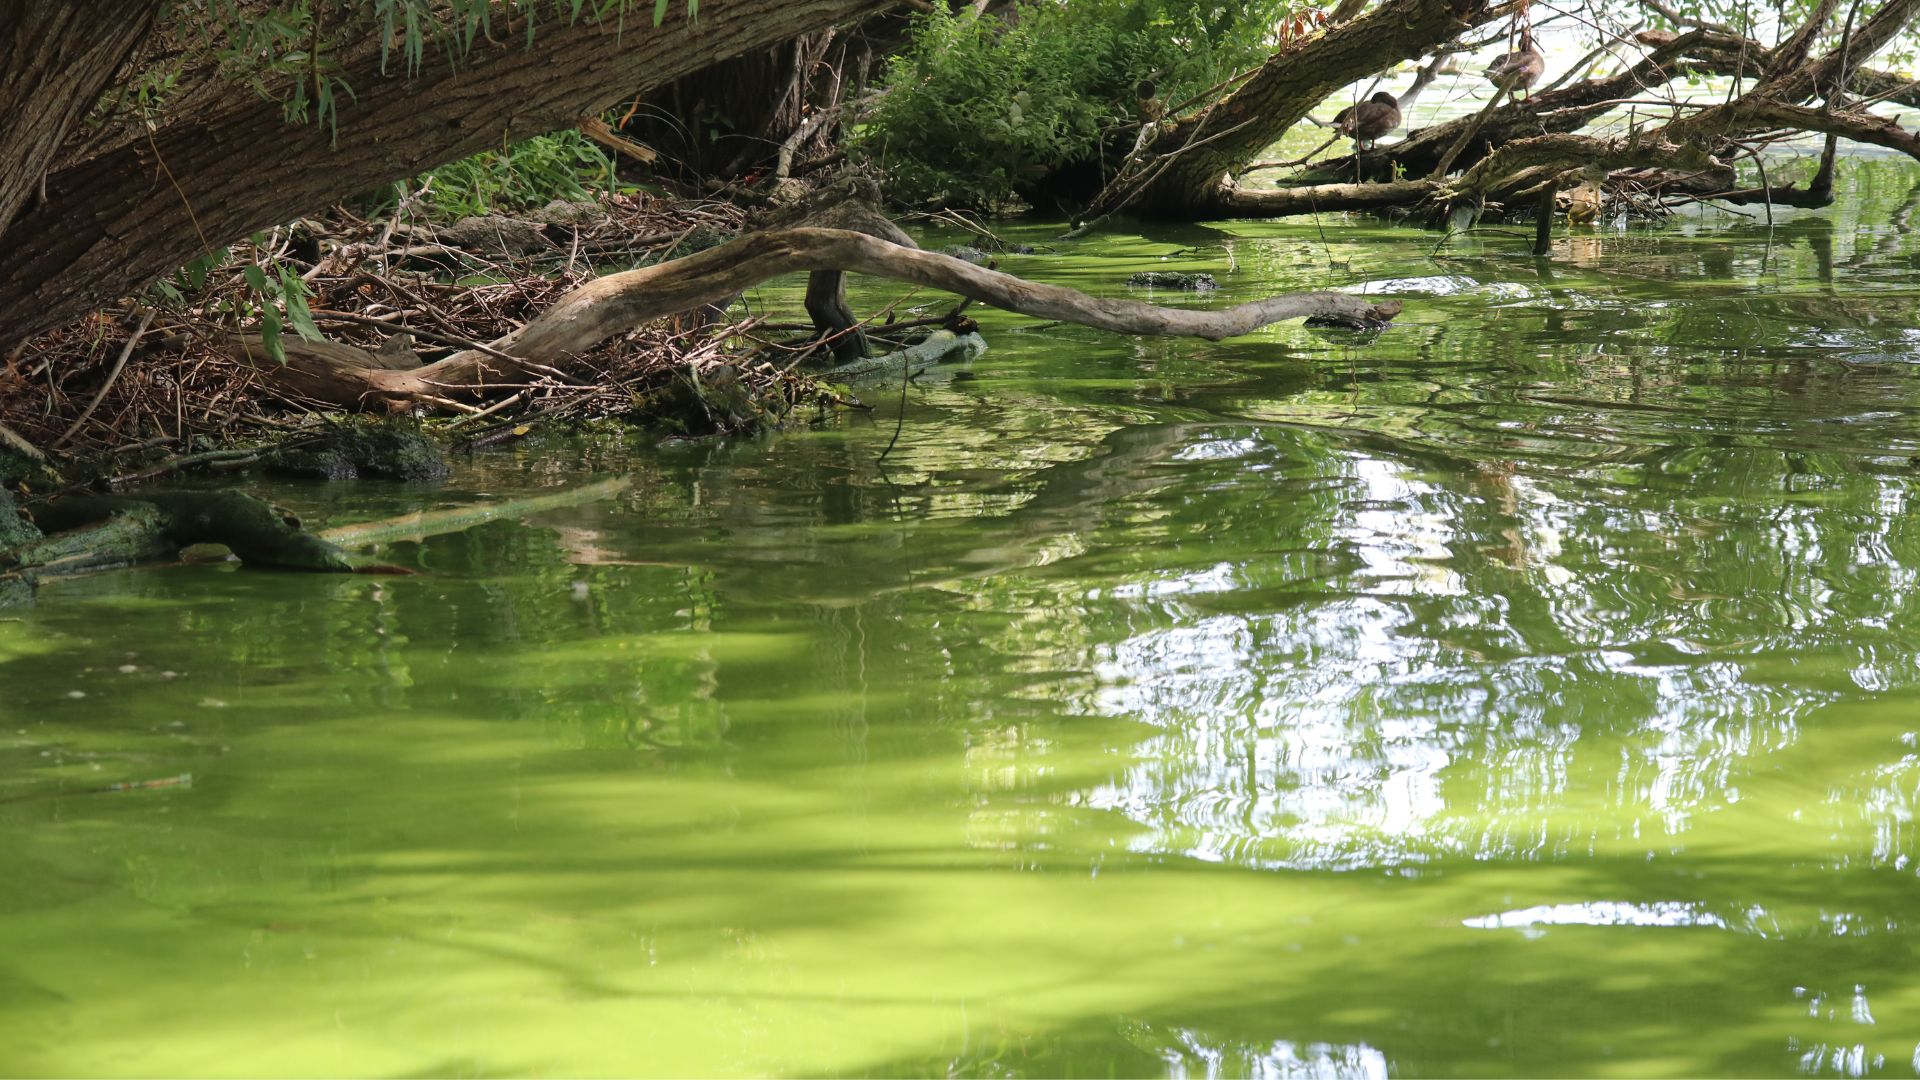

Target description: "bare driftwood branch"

left=224, top=227, right=1404, bottom=408
left=1226, top=0, right=1920, bottom=222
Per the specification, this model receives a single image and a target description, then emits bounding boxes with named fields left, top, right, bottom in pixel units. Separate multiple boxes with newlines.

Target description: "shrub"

left=418, top=129, right=618, bottom=220
left=853, top=0, right=1301, bottom=210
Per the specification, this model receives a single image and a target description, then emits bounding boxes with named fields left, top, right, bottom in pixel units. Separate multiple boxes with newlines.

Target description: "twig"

left=0, top=420, right=47, bottom=463
left=877, top=334, right=912, bottom=463
left=309, top=310, right=542, bottom=373
left=1432, top=85, right=1512, bottom=179
left=53, top=309, right=155, bottom=450
left=1242, top=132, right=1344, bottom=174
left=444, top=389, right=531, bottom=429
left=107, top=444, right=302, bottom=488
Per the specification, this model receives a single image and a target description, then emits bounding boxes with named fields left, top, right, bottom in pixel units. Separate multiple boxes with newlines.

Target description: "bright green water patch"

left=11, top=167, right=1920, bottom=1077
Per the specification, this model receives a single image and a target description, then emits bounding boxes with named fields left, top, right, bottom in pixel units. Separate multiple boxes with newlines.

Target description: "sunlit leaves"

left=176, top=0, right=701, bottom=125
left=856, top=0, right=1301, bottom=210
left=232, top=258, right=320, bottom=364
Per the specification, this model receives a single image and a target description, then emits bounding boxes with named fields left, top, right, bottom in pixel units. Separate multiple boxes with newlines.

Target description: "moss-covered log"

left=821, top=329, right=988, bottom=382
left=1, top=477, right=637, bottom=605
left=27, top=492, right=356, bottom=572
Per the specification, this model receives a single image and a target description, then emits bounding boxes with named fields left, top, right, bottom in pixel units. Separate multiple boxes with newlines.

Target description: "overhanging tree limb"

left=0, top=0, right=893, bottom=346
left=1096, top=0, right=1503, bottom=214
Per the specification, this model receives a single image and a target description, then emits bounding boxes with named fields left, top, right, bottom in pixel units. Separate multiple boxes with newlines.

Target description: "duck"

left=1332, top=92, right=1402, bottom=151
left=1136, top=79, right=1163, bottom=123
left=1484, top=29, right=1545, bottom=97
left=1566, top=180, right=1603, bottom=224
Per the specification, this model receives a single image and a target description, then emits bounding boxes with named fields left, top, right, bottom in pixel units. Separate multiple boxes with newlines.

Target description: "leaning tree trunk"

left=0, top=0, right=891, bottom=347
left=1108, top=0, right=1920, bottom=225
left=1301, top=29, right=1759, bottom=184
left=0, top=0, right=159, bottom=239
left=1104, top=0, right=1495, bottom=216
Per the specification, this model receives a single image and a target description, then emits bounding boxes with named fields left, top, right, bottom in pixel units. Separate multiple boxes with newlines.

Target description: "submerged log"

left=1, top=478, right=634, bottom=598
left=820, top=329, right=988, bottom=382
left=27, top=492, right=356, bottom=572
left=315, top=477, right=633, bottom=549
left=6, top=503, right=174, bottom=579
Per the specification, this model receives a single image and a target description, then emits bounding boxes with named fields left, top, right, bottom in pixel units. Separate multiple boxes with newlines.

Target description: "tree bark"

left=805, top=270, right=868, bottom=363
left=0, top=0, right=159, bottom=239
left=0, top=0, right=891, bottom=347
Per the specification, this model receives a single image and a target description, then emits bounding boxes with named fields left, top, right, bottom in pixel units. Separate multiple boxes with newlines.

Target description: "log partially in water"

left=27, top=492, right=356, bottom=573
left=1, top=478, right=635, bottom=594
left=225, top=228, right=1405, bottom=409
left=820, top=329, right=987, bottom=383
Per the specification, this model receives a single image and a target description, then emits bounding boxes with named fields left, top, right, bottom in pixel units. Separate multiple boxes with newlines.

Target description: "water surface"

left=8, top=162, right=1920, bottom=1077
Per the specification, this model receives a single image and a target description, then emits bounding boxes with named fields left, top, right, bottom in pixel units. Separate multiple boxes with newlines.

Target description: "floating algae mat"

left=8, top=175, right=1920, bottom=1075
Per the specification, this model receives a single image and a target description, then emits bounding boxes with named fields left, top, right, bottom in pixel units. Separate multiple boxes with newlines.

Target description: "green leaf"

left=243, top=264, right=270, bottom=294
left=653, top=0, right=669, bottom=26
left=279, top=267, right=323, bottom=343
left=260, top=305, right=286, bottom=364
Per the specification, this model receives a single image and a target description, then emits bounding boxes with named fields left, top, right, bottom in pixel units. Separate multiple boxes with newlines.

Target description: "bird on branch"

left=1333, top=92, right=1402, bottom=150
left=1484, top=27, right=1544, bottom=98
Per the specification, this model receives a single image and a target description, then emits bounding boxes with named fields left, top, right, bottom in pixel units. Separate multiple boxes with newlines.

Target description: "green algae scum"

left=13, top=178, right=1920, bottom=1076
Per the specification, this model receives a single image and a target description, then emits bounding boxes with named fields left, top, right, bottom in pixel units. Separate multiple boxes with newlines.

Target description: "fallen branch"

left=225, top=227, right=1406, bottom=408
left=1221, top=179, right=1440, bottom=216
left=0, top=420, right=49, bottom=465
left=577, top=115, right=658, bottom=164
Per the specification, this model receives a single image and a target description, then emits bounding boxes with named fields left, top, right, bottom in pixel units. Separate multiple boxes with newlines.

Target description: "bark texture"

left=0, top=0, right=159, bottom=238
left=0, top=0, right=891, bottom=347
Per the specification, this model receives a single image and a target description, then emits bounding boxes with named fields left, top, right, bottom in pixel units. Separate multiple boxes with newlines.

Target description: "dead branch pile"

left=0, top=192, right=811, bottom=456
left=3, top=175, right=1408, bottom=467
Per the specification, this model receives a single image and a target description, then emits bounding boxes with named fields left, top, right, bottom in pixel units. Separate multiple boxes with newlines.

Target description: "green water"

left=11, top=167, right=1920, bottom=1077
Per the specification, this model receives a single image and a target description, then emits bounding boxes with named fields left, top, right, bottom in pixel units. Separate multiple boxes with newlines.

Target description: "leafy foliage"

left=147, top=239, right=322, bottom=365
left=852, top=0, right=1304, bottom=210
left=417, top=130, right=619, bottom=219
left=165, top=1, right=701, bottom=135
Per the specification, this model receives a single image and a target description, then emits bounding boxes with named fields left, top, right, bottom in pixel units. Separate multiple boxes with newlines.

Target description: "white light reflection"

left=1157, top=1030, right=1389, bottom=1080
left=1462, top=900, right=1728, bottom=930
left=1067, top=427, right=1917, bottom=872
